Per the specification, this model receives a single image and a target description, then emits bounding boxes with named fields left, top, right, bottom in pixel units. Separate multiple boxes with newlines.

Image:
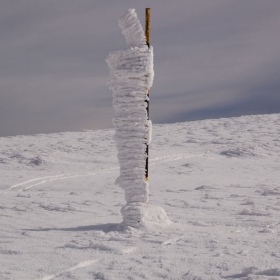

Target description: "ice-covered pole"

left=145, top=8, right=150, bottom=181
left=106, top=9, right=170, bottom=228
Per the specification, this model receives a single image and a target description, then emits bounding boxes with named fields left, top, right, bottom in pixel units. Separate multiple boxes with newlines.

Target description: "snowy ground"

left=0, top=114, right=280, bottom=280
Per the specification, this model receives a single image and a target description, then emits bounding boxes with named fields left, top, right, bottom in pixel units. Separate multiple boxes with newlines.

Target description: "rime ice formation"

left=118, top=9, right=147, bottom=48
left=106, top=10, right=153, bottom=206
left=106, top=9, right=170, bottom=228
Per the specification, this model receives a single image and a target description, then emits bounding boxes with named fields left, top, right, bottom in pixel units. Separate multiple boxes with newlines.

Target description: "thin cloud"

left=1, top=0, right=280, bottom=136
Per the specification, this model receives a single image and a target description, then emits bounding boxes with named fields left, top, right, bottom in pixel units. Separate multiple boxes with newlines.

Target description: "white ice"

left=106, top=9, right=167, bottom=228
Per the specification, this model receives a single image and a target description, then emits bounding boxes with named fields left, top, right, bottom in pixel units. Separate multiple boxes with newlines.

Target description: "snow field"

left=0, top=114, right=280, bottom=279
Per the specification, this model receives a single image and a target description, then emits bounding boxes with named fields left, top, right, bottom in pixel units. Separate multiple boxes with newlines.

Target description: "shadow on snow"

left=23, top=223, right=124, bottom=233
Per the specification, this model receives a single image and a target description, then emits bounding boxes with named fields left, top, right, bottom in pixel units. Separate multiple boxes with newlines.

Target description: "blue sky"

left=1, top=0, right=280, bottom=136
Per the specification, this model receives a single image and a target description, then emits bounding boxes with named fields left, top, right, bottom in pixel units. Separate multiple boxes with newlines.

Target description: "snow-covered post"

left=106, top=9, right=170, bottom=229
left=145, top=8, right=150, bottom=182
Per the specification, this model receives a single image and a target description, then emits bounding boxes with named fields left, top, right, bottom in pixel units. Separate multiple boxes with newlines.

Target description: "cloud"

left=1, top=0, right=280, bottom=136
left=152, top=56, right=280, bottom=123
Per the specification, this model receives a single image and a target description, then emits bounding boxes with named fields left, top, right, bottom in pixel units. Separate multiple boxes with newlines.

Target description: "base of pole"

left=121, top=203, right=171, bottom=229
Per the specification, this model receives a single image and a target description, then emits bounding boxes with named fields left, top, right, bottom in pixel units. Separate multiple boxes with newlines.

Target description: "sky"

left=1, top=0, right=280, bottom=137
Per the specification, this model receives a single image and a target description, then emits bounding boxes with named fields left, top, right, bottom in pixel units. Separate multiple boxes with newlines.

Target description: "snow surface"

left=0, top=114, right=280, bottom=279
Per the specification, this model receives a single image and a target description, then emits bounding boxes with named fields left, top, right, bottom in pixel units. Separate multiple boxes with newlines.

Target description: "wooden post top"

left=145, top=8, right=151, bottom=48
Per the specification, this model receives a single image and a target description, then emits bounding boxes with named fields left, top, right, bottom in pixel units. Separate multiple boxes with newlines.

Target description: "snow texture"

left=119, top=9, right=147, bottom=48
left=121, top=203, right=171, bottom=229
left=1, top=114, right=280, bottom=279
left=106, top=9, right=167, bottom=228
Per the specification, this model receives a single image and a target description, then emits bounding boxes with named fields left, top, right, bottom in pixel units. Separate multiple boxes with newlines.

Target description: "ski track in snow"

left=8, top=168, right=118, bottom=192
left=150, top=153, right=213, bottom=165
left=7, top=153, right=209, bottom=192
left=37, top=259, right=102, bottom=280
left=8, top=174, right=65, bottom=191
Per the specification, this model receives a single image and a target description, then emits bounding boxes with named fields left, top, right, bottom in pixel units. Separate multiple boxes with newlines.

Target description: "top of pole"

left=145, top=8, right=151, bottom=48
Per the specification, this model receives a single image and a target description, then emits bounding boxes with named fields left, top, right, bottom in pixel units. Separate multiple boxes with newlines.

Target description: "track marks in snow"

left=63, top=241, right=137, bottom=255
left=149, top=153, right=209, bottom=166
left=8, top=174, right=65, bottom=191
left=8, top=153, right=208, bottom=192
left=38, top=259, right=102, bottom=280
left=23, top=172, right=99, bottom=191
left=8, top=168, right=118, bottom=192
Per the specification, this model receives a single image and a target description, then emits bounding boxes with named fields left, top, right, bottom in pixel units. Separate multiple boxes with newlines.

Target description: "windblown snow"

left=0, top=114, right=280, bottom=279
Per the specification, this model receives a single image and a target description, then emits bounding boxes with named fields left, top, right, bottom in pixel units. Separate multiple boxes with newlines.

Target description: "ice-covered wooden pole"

left=106, top=9, right=170, bottom=228
left=145, top=8, right=150, bottom=181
